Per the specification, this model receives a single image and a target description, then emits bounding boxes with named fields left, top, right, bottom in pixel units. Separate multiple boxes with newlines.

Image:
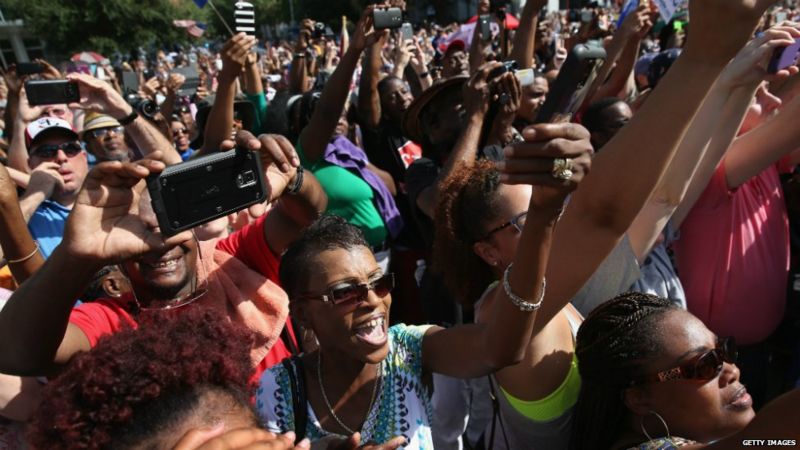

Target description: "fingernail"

left=297, top=438, right=311, bottom=448
left=291, top=157, right=300, bottom=166
left=282, top=431, right=296, bottom=441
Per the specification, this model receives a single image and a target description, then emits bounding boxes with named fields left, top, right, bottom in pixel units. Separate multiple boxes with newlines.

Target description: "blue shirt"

left=28, top=200, right=71, bottom=259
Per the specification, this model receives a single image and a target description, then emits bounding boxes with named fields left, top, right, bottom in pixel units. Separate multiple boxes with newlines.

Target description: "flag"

left=193, top=0, right=208, bottom=7
left=617, top=0, right=639, bottom=28
left=173, top=19, right=207, bottom=38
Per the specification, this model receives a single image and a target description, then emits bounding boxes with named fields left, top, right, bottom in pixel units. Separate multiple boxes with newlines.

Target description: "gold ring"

left=552, top=158, right=574, bottom=181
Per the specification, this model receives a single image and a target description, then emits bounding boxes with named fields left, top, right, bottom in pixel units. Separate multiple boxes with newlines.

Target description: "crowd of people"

left=0, top=0, right=800, bottom=448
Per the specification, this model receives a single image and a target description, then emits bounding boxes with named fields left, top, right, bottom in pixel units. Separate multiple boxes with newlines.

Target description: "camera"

left=312, top=22, right=326, bottom=39
left=126, top=94, right=159, bottom=120
left=489, top=60, right=519, bottom=80
left=373, top=7, right=403, bottom=30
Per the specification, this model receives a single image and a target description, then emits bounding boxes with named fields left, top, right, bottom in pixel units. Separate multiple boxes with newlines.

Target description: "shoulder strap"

left=282, top=356, right=308, bottom=443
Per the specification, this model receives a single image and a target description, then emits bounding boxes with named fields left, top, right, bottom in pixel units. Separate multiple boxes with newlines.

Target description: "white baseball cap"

left=25, top=117, right=79, bottom=150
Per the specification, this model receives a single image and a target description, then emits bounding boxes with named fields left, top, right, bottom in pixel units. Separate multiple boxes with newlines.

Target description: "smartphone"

left=535, top=44, right=607, bottom=123
left=478, top=14, right=492, bottom=43
left=25, top=80, right=80, bottom=106
left=768, top=38, right=800, bottom=74
left=373, top=7, right=403, bottom=30
left=234, top=1, right=257, bottom=37
left=400, top=22, right=414, bottom=41
left=147, top=148, right=267, bottom=236
left=775, top=11, right=788, bottom=23
left=16, top=62, right=43, bottom=76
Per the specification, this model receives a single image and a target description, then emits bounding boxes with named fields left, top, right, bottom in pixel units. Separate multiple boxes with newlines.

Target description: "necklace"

left=316, top=351, right=382, bottom=436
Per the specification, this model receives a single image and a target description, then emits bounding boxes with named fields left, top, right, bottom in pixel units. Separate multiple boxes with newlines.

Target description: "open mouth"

left=354, top=315, right=388, bottom=347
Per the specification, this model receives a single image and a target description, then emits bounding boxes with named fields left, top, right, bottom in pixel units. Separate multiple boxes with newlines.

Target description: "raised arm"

left=590, top=6, right=651, bottom=102
left=357, top=34, right=387, bottom=130
left=289, top=23, right=313, bottom=95
left=197, top=33, right=257, bottom=157
left=67, top=73, right=183, bottom=165
left=508, top=0, right=547, bottom=69
left=225, top=131, right=328, bottom=255
left=0, top=163, right=44, bottom=283
left=414, top=62, right=499, bottom=219
left=723, top=80, right=800, bottom=189
left=422, top=125, right=592, bottom=378
left=299, top=7, right=387, bottom=164
left=532, top=0, right=780, bottom=331
left=627, top=27, right=799, bottom=259
left=0, top=156, right=193, bottom=375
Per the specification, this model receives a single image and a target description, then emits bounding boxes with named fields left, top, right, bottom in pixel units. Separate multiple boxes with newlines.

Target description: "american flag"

left=173, top=19, right=207, bottom=38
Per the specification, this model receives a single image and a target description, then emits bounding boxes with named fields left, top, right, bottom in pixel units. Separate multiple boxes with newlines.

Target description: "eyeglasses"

left=477, top=211, right=528, bottom=242
left=31, top=141, right=83, bottom=159
left=173, top=128, right=189, bottom=136
left=634, top=337, right=737, bottom=385
left=299, top=273, right=395, bottom=306
left=90, top=126, right=124, bottom=139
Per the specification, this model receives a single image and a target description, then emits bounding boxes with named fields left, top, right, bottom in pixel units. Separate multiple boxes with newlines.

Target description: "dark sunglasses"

left=31, top=141, right=83, bottom=159
left=173, top=128, right=190, bottom=136
left=90, top=126, right=124, bottom=139
left=300, top=273, right=395, bottom=306
left=635, top=337, right=737, bottom=385
left=477, top=211, right=528, bottom=242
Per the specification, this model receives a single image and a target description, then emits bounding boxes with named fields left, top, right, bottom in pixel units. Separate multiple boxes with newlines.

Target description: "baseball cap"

left=25, top=117, right=80, bottom=151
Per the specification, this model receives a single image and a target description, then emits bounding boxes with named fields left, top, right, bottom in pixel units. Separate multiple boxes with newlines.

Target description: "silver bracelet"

left=502, top=263, right=545, bottom=312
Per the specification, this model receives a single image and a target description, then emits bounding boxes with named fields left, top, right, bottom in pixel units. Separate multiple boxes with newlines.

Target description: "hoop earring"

left=640, top=410, right=671, bottom=442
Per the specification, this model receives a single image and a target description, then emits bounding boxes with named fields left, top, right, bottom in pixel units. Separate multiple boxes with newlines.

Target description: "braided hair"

left=570, top=293, right=680, bottom=450
left=433, top=160, right=503, bottom=305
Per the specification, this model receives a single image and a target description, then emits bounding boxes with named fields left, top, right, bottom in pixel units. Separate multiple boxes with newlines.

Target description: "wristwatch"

left=117, top=109, right=139, bottom=126
left=286, top=166, right=305, bottom=195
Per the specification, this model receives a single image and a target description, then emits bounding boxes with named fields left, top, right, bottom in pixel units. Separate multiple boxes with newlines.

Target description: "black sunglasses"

left=31, top=141, right=83, bottom=159
left=300, top=273, right=395, bottom=306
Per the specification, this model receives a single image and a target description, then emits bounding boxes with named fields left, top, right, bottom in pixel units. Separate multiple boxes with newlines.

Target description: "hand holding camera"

left=66, top=73, right=132, bottom=120
left=352, top=5, right=391, bottom=52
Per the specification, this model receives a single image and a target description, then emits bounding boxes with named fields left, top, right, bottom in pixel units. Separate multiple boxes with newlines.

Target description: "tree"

left=2, top=0, right=207, bottom=56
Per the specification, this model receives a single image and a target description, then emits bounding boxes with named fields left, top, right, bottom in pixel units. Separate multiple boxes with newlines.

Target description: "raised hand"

left=165, top=73, right=187, bottom=94
left=66, top=73, right=132, bottom=119
left=16, top=87, right=45, bottom=123
left=351, top=5, right=390, bottom=52
left=63, top=154, right=192, bottom=265
left=1, top=66, right=24, bottom=96
left=500, top=123, right=593, bottom=210
left=220, top=130, right=300, bottom=202
left=221, top=33, right=258, bottom=79
left=687, top=0, right=783, bottom=62
left=718, top=24, right=800, bottom=88
left=619, top=5, right=652, bottom=40
left=464, top=61, right=503, bottom=116
left=34, top=59, right=62, bottom=80
left=492, top=71, right=522, bottom=116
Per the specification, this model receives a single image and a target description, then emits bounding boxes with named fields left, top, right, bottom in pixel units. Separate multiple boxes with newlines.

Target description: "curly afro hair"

left=433, top=159, right=504, bottom=305
left=28, top=307, right=258, bottom=449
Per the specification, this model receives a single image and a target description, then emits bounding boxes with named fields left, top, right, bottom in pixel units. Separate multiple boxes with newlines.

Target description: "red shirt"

left=69, top=214, right=297, bottom=378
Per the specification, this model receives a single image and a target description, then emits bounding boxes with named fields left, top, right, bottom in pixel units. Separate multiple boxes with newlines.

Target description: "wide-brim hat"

left=401, top=75, right=468, bottom=144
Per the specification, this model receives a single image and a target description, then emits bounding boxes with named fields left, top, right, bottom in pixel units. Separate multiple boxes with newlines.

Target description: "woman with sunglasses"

left=572, top=293, right=800, bottom=449
left=255, top=122, right=592, bottom=447
left=170, top=117, right=195, bottom=161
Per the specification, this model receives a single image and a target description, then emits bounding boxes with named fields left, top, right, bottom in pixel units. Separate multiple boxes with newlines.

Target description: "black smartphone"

left=768, top=38, right=800, bottom=74
left=147, top=148, right=267, bottom=236
left=400, top=22, right=414, bottom=41
left=16, top=62, right=43, bottom=76
left=373, top=7, right=403, bottom=30
left=234, top=1, right=257, bottom=37
left=535, top=44, right=606, bottom=123
left=478, top=14, right=492, bottom=43
left=25, top=80, right=80, bottom=106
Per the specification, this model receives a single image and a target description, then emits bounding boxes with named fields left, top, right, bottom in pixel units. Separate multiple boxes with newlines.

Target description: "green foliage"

left=2, top=0, right=207, bottom=56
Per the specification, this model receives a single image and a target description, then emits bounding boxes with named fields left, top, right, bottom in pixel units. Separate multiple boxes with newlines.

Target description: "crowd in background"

left=0, top=0, right=800, bottom=448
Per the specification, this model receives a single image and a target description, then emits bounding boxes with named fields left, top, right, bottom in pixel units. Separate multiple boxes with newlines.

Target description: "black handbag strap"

left=282, top=356, right=307, bottom=443
left=474, top=375, right=511, bottom=450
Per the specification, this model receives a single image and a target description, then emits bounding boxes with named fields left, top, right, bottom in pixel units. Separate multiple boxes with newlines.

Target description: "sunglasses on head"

left=31, top=141, right=83, bottom=159
left=634, top=337, right=737, bottom=385
left=299, top=273, right=395, bottom=306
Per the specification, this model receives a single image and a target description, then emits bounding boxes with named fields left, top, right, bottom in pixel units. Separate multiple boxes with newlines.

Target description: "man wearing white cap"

left=18, top=117, right=88, bottom=259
